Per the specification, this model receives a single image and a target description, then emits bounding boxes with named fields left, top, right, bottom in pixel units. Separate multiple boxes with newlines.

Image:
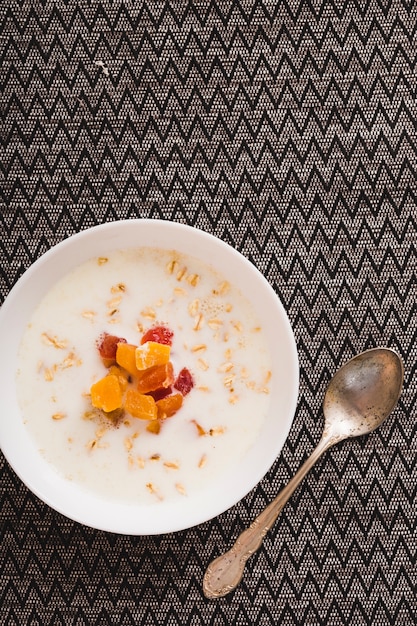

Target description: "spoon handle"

left=203, top=434, right=336, bottom=598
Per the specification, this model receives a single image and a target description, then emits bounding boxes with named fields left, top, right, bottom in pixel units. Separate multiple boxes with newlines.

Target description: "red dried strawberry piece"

left=148, top=386, right=173, bottom=402
left=97, top=333, right=127, bottom=366
left=174, top=368, right=194, bottom=395
left=141, top=325, right=173, bottom=346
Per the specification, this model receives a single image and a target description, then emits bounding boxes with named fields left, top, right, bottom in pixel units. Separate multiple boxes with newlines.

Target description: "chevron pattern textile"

left=1, top=0, right=417, bottom=624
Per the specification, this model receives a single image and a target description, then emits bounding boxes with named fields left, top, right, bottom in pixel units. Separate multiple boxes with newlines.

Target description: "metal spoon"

left=203, top=347, right=404, bottom=599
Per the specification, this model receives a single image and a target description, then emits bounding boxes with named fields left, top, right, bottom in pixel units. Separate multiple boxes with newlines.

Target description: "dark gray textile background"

left=1, top=1, right=416, bottom=624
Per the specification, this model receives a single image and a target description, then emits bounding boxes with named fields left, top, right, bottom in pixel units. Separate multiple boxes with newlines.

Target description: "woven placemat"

left=1, top=1, right=416, bottom=624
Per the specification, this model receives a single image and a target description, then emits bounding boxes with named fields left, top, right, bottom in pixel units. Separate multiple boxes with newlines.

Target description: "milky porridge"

left=16, top=248, right=272, bottom=505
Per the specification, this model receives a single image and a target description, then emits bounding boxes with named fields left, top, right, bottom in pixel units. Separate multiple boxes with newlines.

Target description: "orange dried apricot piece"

left=90, top=374, right=123, bottom=412
left=116, top=343, right=139, bottom=376
left=156, top=393, right=183, bottom=420
left=136, top=362, right=174, bottom=394
left=124, top=389, right=157, bottom=420
left=135, top=341, right=170, bottom=370
left=146, top=420, right=162, bottom=435
left=107, top=365, right=129, bottom=392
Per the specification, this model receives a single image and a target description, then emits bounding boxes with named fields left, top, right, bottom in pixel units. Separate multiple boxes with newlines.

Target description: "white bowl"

left=0, top=219, right=298, bottom=534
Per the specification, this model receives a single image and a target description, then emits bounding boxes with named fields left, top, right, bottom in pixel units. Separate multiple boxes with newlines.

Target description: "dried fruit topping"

left=90, top=374, right=123, bottom=413
left=107, top=365, right=130, bottom=391
left=124, top=389, right=157, bottom=421
left=156, top=393, right=183, bottom=419
left=148, top=386, right=173, bottom=402
left=137, top=362, right=174, bottom=394
left=135, top=341, right=171, bottom=370
left=97, top=333, right=127, bottom=366
left=174, top=368, right=194, bottom=395
left=116, top=343, right=139, bottom=376
left=90, top=327, right=193, bottom=434
left=141, top=325, right=174, bottom=346
left=146, top=420, right=161, bottom=435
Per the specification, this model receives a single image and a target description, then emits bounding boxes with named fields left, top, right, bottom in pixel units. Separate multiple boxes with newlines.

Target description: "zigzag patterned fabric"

left=1, top=0, right=416, bottom=624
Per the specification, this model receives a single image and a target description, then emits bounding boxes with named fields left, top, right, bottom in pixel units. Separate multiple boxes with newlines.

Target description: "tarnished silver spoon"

left=203, top=347, right=404, bottom=599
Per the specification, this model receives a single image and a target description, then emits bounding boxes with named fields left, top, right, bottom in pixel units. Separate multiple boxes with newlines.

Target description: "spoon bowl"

left=323, top=347, right=404, bottom=441
left=203, top=347, right=404, bottom=598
